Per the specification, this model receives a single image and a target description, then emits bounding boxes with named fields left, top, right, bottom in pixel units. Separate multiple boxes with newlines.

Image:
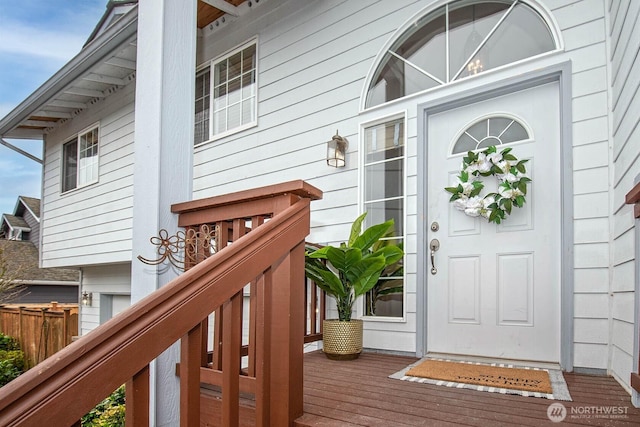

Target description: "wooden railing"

left=0, top=180, right=322, bottom=426
left=174, top=183, right=326, bottom=357
left=625, top=181, right=640, bottom=394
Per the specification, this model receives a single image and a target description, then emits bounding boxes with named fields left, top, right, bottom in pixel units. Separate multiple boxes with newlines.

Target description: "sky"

left=0, top=0, right=107, bottom=216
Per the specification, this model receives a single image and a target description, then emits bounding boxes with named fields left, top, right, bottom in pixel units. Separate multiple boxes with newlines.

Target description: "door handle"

left=429, top=239, right=440, bottom=275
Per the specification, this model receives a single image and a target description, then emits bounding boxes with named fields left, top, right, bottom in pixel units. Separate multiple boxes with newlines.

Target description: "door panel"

left=426, top=82, right=560, bottom=363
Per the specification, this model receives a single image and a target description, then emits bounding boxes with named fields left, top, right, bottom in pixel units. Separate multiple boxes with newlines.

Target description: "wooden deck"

left=295, top=350, right=640, bottom=426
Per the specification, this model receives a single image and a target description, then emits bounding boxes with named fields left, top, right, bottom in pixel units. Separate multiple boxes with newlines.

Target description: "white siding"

left=31, top=0, right=634, bottom=377
left=41, top=82, right=136, bottom=268
left=543, top=0, right=611, bottom=371
left=192, top=0, right=619, bottom=360
left=609, top=0, right=640, bottom=392
left=194, top=0, right=424, bottom=353
left=80, top=263, right=131, bottom=335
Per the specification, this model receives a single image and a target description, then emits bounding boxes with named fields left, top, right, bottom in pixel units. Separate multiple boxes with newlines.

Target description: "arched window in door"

left=365, top=0, right=559, bottom=108
left=451, top=114, right=531, bottom=154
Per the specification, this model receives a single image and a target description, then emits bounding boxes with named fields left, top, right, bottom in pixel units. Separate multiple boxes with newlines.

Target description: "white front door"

left=426, top=82, right=561, bottom=363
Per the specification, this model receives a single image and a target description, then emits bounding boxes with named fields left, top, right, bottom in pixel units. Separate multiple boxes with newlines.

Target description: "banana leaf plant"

left=365, top=239, right=404, bottom=316
left=305, top=213, right=404, bottom=322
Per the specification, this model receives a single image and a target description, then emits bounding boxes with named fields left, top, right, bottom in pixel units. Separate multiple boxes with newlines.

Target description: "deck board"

left=296, top=351, right=640, bottom=426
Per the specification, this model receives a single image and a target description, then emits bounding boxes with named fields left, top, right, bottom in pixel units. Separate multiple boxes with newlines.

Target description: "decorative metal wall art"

left=137, top=224, right=218, bottom=270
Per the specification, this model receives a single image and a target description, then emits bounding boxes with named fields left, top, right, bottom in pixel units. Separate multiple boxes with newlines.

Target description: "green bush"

left=0, top=333, right=20, bottom=351
left=0, top=334, right=24, bottom=387
left=82, top=385, right=125, bottom=427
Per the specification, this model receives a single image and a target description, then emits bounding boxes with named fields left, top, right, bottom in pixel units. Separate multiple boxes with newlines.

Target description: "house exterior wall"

left=30, top=0, right=638, bottom=394
left=608, top=0, right=640, bottom=392
left=191, top=0, right=620, bottom=368
left=21, top=208, right=39, bottom=248
left=79, top=263, right=131, bottom=335
left=41, top=82, right=136, bottom=268
left=194, top=0, right=424, bottom=353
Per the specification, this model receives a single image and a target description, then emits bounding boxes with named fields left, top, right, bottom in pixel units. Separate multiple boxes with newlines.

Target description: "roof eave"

left=0, top=5, right=138, bottom=139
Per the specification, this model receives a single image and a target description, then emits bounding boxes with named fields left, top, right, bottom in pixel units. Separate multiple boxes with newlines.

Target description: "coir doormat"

left=390, top=358, right=572, bottom=401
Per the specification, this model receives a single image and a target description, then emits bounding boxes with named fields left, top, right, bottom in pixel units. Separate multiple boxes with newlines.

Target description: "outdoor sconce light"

left=327, top=130, right=348, bottom=168
left=81, top=291, right=93, bottom=307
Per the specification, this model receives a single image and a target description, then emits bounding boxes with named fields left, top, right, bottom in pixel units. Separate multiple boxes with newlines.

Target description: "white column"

left=131, top=0, right=197, bottom=425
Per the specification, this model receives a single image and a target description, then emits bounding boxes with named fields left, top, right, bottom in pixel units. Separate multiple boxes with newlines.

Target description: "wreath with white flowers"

left=445, top=145, right=531, bottom=224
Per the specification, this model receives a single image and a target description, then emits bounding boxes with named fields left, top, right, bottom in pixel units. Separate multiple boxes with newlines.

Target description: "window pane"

left=449, top=2, right=508, bottom=80
left=227, top=103, right=241, bottom=129
left=215, top=60, right=227, bottom=86
left=211, top=43, right=258, bottom=136
left=394, top=8, right=446, bottom=84
left=242, top=44, right=256, bottom=73
left=62, top=140, right=78, bottom=192
left=364, top=118, right=404, bottom=163
left=364, top=199, right=403, bottom=237
left=242, top=97, right=255, bottom=124
left=458, top=3, right=555, bottom=79
left=214, top=84, right=227, bottom=109
left=465, top=120, right=486, bottom=142
left=227, top=77, right=241, bottom=105
left=404, top=66, right=441, bottom=99
left=452, top=116, right=531, bottom=154
left=228, top=52, right=242, bottom=80
left=365, top=1, right=557, bottom=108
left=195, top=68, right=211, bottom=144
left=487, top=117, right=512, bottom=137
left=242, top=71, right=256, bottom=99
left=452, top=133, right=477, bottom=154
left=500, top=120, right=529, bottom=142
left=214, top=110, right=226, bottom=134
left=365, top=276, right=404, bottom=317
left=366, top=52, right=404, bottom=108
left=365, top=159, right=403, bottom=201
left=79, top=128, right=99, bottom=186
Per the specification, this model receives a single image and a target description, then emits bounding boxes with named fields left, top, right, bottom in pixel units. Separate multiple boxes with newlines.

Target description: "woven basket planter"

left=322, top=319, right=363, bottom=360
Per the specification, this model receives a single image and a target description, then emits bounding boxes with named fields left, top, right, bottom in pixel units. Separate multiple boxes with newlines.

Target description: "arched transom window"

left=365, top=0, right=557, bottom=108
left=451, top=114, right=531, bottom=154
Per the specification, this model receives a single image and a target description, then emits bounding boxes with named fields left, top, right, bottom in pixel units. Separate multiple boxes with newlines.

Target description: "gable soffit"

left=0, top=0, right=255, bottom=141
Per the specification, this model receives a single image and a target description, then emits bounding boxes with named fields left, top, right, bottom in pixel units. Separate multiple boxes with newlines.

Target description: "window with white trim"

left=62, top=126, right=99, bottom=193
left=194, top=40, right=257, bottom=144
left=362, top=116, right=405, bottom=318
left=365, top=0, right=557, bottom=108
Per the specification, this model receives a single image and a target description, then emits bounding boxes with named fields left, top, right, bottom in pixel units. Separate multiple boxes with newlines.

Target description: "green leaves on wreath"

left=516, top=159, right=529, bottom=174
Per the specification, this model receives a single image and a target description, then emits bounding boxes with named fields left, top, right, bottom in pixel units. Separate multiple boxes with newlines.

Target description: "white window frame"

left=195, top=37, right=258, bottom=146
left=358, top=111, right=408, bottom=323
left=61, top=124, right=100, bottom=194
left=360, top=0, right=562, bottom=111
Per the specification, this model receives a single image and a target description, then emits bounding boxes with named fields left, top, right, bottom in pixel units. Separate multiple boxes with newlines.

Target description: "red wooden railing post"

left=180, top=323, right=203, bottom=426
left=269, top=241, right=305, bottom=425
left=221, top=292, right=243, bottom=426
left=625, top=181, right=640, bottom=394
left=254, top=271, right=272, bottom=426
left=126, top=364, right=150, bottom=426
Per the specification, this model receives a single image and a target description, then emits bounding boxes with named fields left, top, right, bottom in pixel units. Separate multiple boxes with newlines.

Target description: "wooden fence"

left=0, top=305, right=78, bottom=368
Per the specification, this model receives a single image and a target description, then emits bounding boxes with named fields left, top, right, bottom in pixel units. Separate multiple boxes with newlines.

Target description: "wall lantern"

left=81, top=291, right=93, bottom=307
left=327, top=130, right=348, bottom=168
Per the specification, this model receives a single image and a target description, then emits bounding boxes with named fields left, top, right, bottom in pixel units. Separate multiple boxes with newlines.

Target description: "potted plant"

left=305, top=213, right=404, bottom=360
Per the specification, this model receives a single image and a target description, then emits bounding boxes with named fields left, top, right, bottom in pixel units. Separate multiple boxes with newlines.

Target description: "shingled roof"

left=2, top=214, right=30, bottom=230
left=0, top=240, right=79, bottom=283
left=18, top=196, right=40, bottom=219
